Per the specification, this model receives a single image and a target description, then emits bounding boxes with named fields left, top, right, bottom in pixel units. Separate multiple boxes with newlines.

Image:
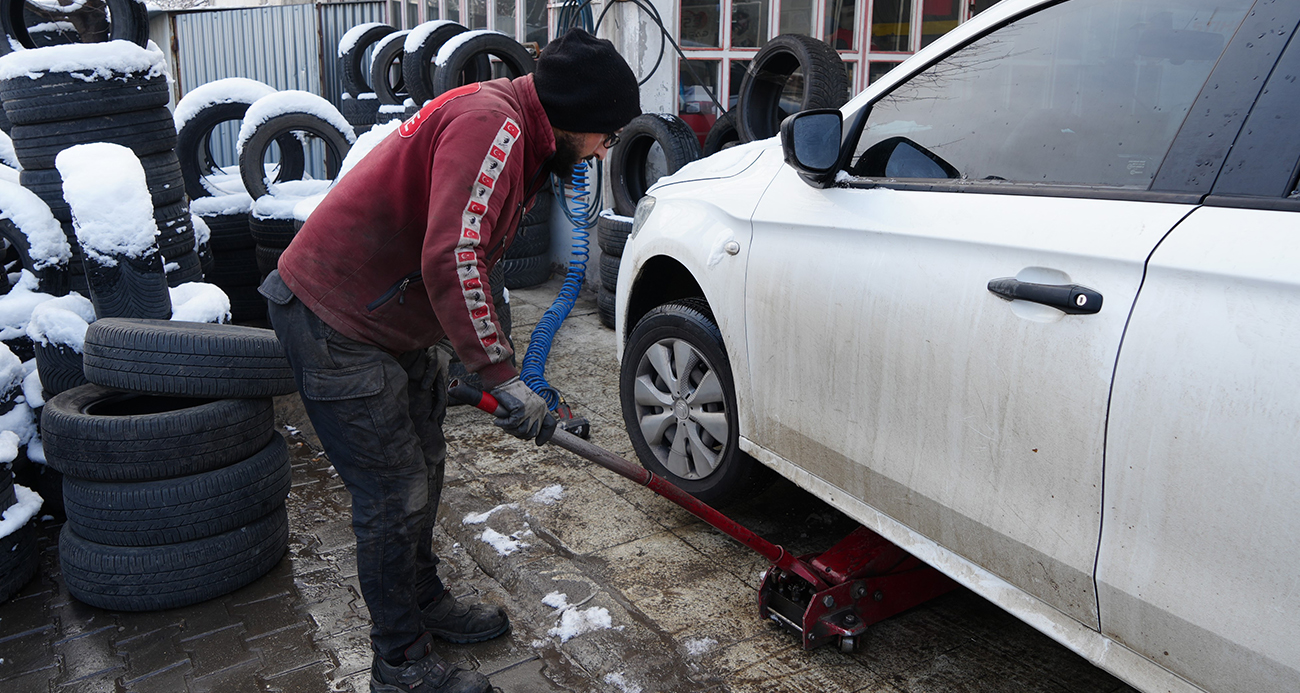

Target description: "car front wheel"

left=620, top=299, right=764, bottom=505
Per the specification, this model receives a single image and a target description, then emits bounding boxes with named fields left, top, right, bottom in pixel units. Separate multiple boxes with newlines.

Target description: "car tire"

left=11, top=106, right=177, bottom=170
left=339, top=23, right=396, bottom=97
left=59, top=504, right=288, bottom=612
left=178, top=100, right=305, bottom=200
left=81, top=250, right=172, bottom=320
left=597, top=286, right=615, bottom=330
left=62, top=433, right=291, bottom=547
left=0, top=520, right=37, bottom=604
left=33, top=340, right=86, bottom=395
left=521, top=187, right=551, bottom=226
left=0, top=70, right=169, bottom=125
left=238, top=111, right=351, bottom=200
left=42, top=384, right=275, bottom=482
left=202, top=211, right=254, bottom=252
left=608, top=113, right=700, bottom=217
left=620, top=299, right=766, bottom=505
left=165, top=249, right=204, bottom=288
left=598, top=251, right=620, bottom=292
left=501, top=253, right=550, bottom=289
left=82, top=318, right=295, bottom=398
left=249, top=214, right=296, bottom=249
left=21, top=151, right=185, bottom=224
left=341, top=94, right=380, bottom=129
left=596, top=211, right=632, bottom=257
left=402, top=21, right=488, bottom=106
left=254, top=244, right=283, bottom=279
left=703, top=109, right=743, bottom=154
left=736, top=34, right=848, bottom=142
left=0, top=217, right=68, bottom=296
left=0, top=0, right=148, bottom=55
left=369, top=30, right=411, bottom=105
left=505, top=217, right=550, bottom=259
left=430, top=32, right=535, bottom=96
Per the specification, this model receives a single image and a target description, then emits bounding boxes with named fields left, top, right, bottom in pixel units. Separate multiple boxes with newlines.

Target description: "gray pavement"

left=0, top=277, right=1138, bottom=692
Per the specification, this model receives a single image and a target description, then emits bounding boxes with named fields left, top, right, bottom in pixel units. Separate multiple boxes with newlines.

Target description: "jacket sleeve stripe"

left=453, top=116, right=521, bottom=364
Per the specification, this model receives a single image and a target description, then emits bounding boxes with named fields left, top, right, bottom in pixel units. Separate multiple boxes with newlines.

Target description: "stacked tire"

left=1, top=42, right=202, bottom=296
left=338, top=22, right=395, bottom=134
left=501, top=191, right=552, bottom=290
left=45, top=318, right=296, bottom=611
left=595, top=211, right=631, bottom=329
left=0, top=444, right=41, bottom=603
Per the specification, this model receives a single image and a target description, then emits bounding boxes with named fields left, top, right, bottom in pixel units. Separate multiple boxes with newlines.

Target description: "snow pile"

left=0, top=130, right=18, bottom=170
left=26, top=292, right=94, bottom=349
left=293, top=194, right=325, bottom=223
left=603, top=673, right=642, bottom=693
left=174, top=77, right=276, bottom=131
left=478, top=526, right=529, bottom=555
left=0, top=39, right=166, bottom=81
left=0, top=181, right=70, bottom=268
left=599, top=209, right=632, bottom=223
left=337, top=120, right=401, bottom=181
left=169, top=283, right=230, bottom=324
left=0, top=430, right=18, bottom=464
left=337, top=22, right=391, bottom=57
left=404, top=20, right=458, bottom=54
left=191, top=192, right=254, bottom=216
left=21, top=365, right=42, bottom=410
left=0, top=272, right=56, bottom=341
left=56, top=143, right=157, bottom=263
left=0, top=484, right=42, bottom=540
left=435, top=30, right=508, bottom=67
left=252, top=179, right=334, bottom=221
left=191, top=214, right=211, bottom=249
left=0, top=341, right=23, bottom=397
left=529, top=484, right=563, bottom=505
left=542, top=592, right=615, bottom=643
left=0, top=166, right=16, bottom=185
left=462, top=502, right=517, bottom=525
left=237, top=91, right=356, bottom=155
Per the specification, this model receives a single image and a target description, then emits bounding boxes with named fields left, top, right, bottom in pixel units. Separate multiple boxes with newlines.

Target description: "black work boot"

left=422, top=592, right=511, bottom=643
left=370, top=632, right=491, bottom=693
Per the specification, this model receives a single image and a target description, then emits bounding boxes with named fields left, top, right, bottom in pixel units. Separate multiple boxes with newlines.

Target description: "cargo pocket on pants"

left=302, top=361, right=406, bottom=470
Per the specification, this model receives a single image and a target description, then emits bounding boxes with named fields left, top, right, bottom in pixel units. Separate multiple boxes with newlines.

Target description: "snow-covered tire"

left=599, top=250, right=620, bottom=292
left=59, top=504, right=288, bottom=612
left=597, top=286, right=615, bottom=330
left=596, top=212, right=632, bottom=257
left=21, top=151, right=185, bottom=223
left=501, top=253, right=549, bottom=290
left=34, top=341, right=86, bottom=395
left=238, top=112, right=351, bottom=200
left=11, top=106, right=176, bottom=170
left=0, top=70, right=168, bottom=125
left=63, top=433, right=290, bottom=547
left=165, top=250, right=203, bottom=288
left=0, top=217, right=68, bottom=296
left=431, top=32, right=535, bottom=96
left=341, top=94, right=380, bottom=127
left=249, top=215, right=296, bottom=249
left=202, top=212, right=254, bottom=252
left=178, top=101, right=306, bottom=200
left=703, top=109, right=742, bottom=154
left=82, top=318, right=295, bottom=398
left=505, top=218, right=550, bottom=259
left=0, top=0, right=149, bottom=55
left=369, top=30, right=410, bottom=105
left=736, top=34, right=848, bottom=142
left=402, top=21, right=488, bottom=106
left=340, top=23, right=396, bottom=97
left=156, top=203, right=195, bottom=259
left=608, top=114, right=700, bottom=216
left=82, top=250, right=172, bottom=320
left=0, top=520, right=37, bottom=604
left=42, top=383, right=276, bottom=482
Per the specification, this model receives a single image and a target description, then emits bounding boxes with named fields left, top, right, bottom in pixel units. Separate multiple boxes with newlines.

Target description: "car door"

left=1097, top=27, right=1300, bottom=692
left=743, top=0, right=1252, bottom=627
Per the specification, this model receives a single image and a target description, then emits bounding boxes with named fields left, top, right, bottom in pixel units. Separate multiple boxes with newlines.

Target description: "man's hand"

left=489, top=377, right=557, bottom=445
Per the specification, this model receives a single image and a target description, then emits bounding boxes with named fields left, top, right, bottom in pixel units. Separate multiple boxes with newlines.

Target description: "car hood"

left=649, top=139, right=779, bottom=191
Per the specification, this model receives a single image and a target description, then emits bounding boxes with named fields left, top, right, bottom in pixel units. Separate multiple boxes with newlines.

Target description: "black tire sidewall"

left=608, top=114, right=701, bottom=217
left=430, top=32, right=535, bottom=96
left=238, top=111, right=351, bottom=200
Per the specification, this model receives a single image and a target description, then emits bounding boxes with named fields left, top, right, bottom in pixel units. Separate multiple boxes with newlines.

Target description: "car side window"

left=848, top=0, right=1250, bottom=188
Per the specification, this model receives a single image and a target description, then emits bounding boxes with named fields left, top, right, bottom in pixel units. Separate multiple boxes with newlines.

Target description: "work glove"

left=489, top=376, right=557, bottom=445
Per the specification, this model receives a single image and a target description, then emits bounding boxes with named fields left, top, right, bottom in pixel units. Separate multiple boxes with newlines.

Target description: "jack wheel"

left=839, top=636, right=857, bottom=654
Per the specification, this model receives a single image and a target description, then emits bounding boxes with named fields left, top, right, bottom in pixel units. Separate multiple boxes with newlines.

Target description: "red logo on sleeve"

left=490, top=146, right=506, bottom=161
left=483, top=333, right=499, bottom=346
left=457, top=251, right=476, bottom=263
left=477, top=173, right=495, bottom=188
left=463, top=278, right=481, bottom=291
left=503, top=122, right=520, bottom=138
left=462, top=228, right=480, bottom=240
left=471, top=306, right=490, bottom=319
left=468, top=201, right=487, bottom=215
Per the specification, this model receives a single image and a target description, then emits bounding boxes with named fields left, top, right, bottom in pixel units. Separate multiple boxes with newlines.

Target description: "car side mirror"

left=780, top=109, right=842, bottom=188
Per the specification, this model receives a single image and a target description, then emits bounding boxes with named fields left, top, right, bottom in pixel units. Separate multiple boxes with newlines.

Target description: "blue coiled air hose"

left=518, top=160, right=599, bottom=410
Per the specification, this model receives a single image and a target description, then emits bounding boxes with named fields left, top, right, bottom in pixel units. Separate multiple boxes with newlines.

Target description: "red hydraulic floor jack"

left=451, top=383, right=956, bottom=653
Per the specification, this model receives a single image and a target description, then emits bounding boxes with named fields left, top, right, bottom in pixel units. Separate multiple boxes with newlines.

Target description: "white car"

left=614, top=0, right=1300, bottom=691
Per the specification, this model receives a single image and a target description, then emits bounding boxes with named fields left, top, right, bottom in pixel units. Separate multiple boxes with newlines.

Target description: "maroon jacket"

left=278, top=76, right=556, bottom=389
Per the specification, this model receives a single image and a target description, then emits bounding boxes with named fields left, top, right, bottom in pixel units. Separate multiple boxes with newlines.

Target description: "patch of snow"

left=358, top=92, right=377, bottom=100
left=236, top=91, right=356, bottom=157
left=338, top=22, right=392, bottom=57
left=57, top=143, right=157, bottom=264
left=0, top=402, right=36, bottom=446
left=169, top=283, right=230, bottom=324
left=404, top=20, right=458, bottom=54
left=548, top=605, right=613, bottom=642
left=252, top=180, right=333, bottom=221
left=683, top=637, right=717, bottom=656
left=173, top=77, right=276, bottom=132
left=0, top=272, right=55, bottom=341
left=191, top=192, right=253, bottom=216
left=0, top=341, right=21, bottom=397
left=284, top=424, right=300, bottom=436
left=199, top=169, right=246, bottom=198
left=0, top=166, right=16, bottom=185
left=26, top=292, right=93, bottom=349
left=603, top=673, right=642, bottom=693
left=462, top=502, right=517, bottom=525
left=343, top=120, right=402, bottom=167
left=268, top=179, right=333, bottom=199
left=0, top=430, right=18, bottom=464
left=0, top=485, right=41, bottom=540
left=599, top=208, right=632, bottom=223
left=0, top=181, right=70, bottom=268
left=293, top=194, right=325, bottom=223
left=190, top=214, right=211, bottom=248
left=542, top=592, right=569, bottom=610
left=26, top=434, right=43, bottom=463
left=834, top=170, right=852, bottom=185
left=479, top=526, right=530, bottom=555
left=0, top=130, right=18, bottom=170
left=529, top=484, right=563, bottom=505
left=435, top=30, right=507, bottom=67
left=21, top=366, right=42, bottom=409
left=378, top=104, right=406, bottom=114
left=0, top=39, right=166, bottom=81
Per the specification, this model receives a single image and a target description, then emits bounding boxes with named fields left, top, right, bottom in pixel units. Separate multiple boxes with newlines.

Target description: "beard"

left=547, top=130, right=590, bottom=180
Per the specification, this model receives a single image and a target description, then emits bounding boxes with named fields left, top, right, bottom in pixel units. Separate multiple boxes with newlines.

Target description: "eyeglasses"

left=602, top=133, right=621, bottom=149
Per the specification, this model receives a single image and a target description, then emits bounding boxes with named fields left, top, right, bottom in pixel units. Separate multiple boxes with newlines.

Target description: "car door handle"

left=987, top=278, right=1102, bottom=315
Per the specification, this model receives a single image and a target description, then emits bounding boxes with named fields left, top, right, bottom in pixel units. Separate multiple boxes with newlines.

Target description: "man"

left=259, top=29, right=640, bottom=693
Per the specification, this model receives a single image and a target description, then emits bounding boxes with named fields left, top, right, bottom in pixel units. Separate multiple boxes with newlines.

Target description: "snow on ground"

left=337, top=22, right=390, bottom=57
left=236, top=91, right=356, bottom=157
left=435, top=30, right=508, bottom=67
left=169, top=283, right=230, bottom=324
left=56, top=143, right=156, bottom=263
left=26, top=292, right=93, bottom=350
left=173, top=77, right=276, bottom=132
left=190, top=191, right=253, bottom=216
left=602, top=673, right=643, bottom=693
left=404, top=20, right=458, bottom=54
left=0, top=485, right=41, bottom=541
left=542, top=591, right=619, bottom=643
left=0, top=181, right=70, bottom=268
left=0, top=39, right=166, bottom=81
left=683, top=637, right=717, bottom=656
left=529, top=484, right=563, bottom=505
left=478, top=526, right=530, bottom=555
left=461, top=502, right=517, bottom=525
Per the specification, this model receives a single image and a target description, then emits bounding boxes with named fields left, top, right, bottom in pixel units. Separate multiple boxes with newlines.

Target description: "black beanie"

left=534, top=28, right=641, bottom=134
